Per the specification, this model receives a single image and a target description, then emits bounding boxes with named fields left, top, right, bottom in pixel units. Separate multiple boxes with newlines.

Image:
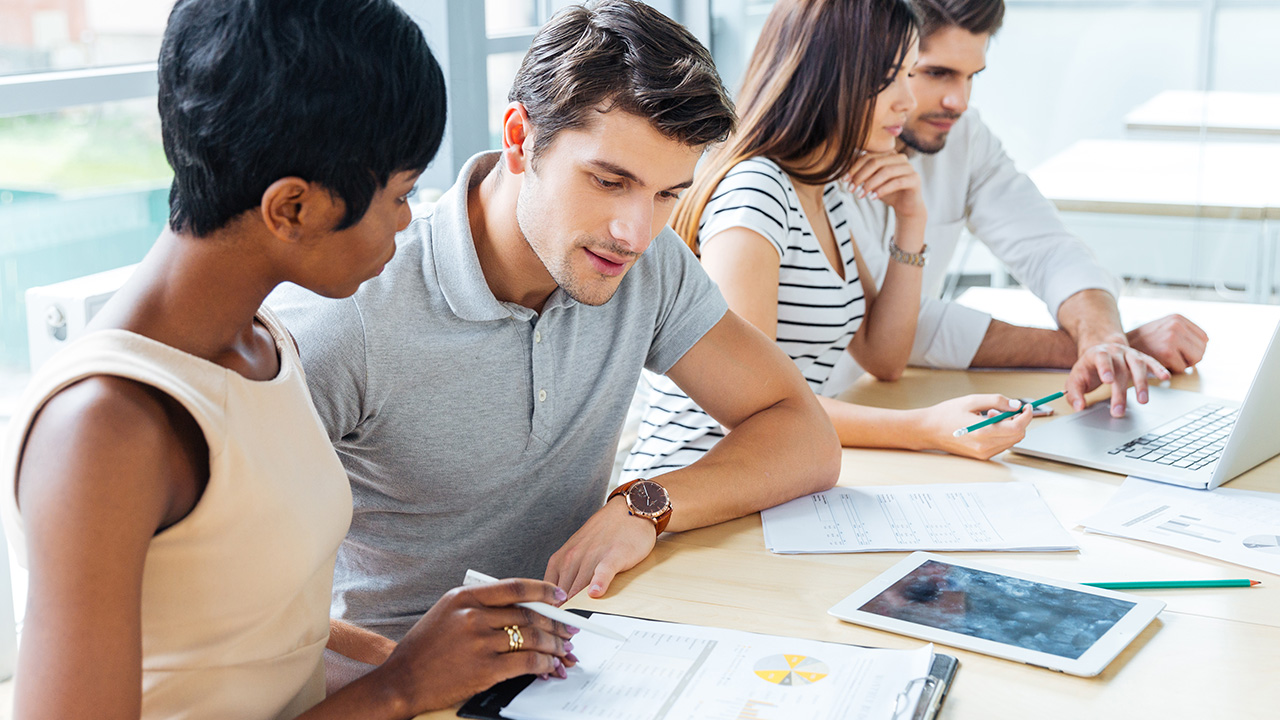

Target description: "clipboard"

left=458, top=610, right=958, bottom=720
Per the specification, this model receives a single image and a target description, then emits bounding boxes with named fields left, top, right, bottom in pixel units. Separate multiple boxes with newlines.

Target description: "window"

left=0, top=1, right=712, bottom=374
left=0, top=0, right=171, bottom=76
left=1, top=1, right=174, bottom=376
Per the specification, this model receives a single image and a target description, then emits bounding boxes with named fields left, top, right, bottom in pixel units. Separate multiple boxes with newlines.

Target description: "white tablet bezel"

left=828, top=552, right=1165, bottom=677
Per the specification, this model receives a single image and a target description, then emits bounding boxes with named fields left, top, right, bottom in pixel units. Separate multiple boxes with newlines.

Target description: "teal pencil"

left=1083, top=579, right=1261, bottom=590
left=953, top=390, right=1064, bottom=437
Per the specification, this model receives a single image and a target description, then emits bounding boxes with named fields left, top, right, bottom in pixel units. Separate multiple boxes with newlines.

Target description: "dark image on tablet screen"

left=858, top=560, right=1136, bottom=659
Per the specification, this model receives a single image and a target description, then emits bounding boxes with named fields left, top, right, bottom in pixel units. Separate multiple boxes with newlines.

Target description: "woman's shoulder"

left=719, top=156, right=789, bottom=191
left=698, top=157, right=796, bottom=255
left=706, top=156, right=793, bottom=214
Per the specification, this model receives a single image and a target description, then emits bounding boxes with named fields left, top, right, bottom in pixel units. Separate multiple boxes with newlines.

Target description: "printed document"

left=760, top=483, right=1077, bottom=554
left=501, top=614, right=934, bottom=720
left=1080, top=477, right=1280, bottom=576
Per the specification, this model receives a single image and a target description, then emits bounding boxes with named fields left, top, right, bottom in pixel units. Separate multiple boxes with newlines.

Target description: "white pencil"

left=463, top=569, right=629, bottom=642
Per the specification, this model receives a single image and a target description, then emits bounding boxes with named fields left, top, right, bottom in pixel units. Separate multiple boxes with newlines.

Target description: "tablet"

left=828, top=552, right=1164, bottom=677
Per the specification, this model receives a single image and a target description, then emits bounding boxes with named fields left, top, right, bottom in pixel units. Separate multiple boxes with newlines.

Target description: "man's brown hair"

left=911, top=0, right=1004, bottom=42
left=508, top=0, right=735, bottom=158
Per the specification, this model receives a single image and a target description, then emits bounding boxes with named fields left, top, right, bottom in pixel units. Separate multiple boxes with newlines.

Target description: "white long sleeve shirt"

left=841, top=109, right=1119, bottom=374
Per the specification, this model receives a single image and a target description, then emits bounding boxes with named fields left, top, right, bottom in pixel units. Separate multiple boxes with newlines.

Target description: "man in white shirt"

left=863, top=0, right=1208, bottom=418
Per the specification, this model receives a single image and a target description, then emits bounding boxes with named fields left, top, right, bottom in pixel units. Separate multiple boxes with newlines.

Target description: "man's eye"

left=595, top=177, right=622, bottom=189
left=399, top=187, right=418, bottom=203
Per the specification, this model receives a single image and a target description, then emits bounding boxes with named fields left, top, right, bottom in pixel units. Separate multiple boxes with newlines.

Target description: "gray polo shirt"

left=270, top=152, right=727, bottom=640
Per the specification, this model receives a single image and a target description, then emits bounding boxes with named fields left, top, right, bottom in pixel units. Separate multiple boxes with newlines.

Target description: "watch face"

left=628, top=480, right=670, bottom=515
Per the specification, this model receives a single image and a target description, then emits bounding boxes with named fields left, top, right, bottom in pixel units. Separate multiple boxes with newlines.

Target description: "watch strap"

left=608, top=479, right=672, bottom=535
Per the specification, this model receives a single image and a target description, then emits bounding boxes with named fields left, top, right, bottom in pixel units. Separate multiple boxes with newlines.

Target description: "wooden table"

left=418, top=293, right=1280, bottom=719
left=1125, top=91, right=1280, bottom=137
left=2, top=293, right=1271, bottom=719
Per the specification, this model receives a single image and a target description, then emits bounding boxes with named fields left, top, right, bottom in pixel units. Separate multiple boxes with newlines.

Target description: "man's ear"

left=260, top=177, right=330, bottom=243
left=501, top=102, right=534, bottom=176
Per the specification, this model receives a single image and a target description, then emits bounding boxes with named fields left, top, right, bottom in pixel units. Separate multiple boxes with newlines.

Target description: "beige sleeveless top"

left=0, top=306, right=352, bottom=720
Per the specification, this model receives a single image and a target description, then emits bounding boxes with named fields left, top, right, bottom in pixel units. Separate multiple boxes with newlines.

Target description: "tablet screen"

left=857, top=559, right=1136, bottom=659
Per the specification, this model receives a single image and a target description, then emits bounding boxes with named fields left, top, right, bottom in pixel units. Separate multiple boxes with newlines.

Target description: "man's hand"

left=1126, top=314, right=1208, bottom=373
left=544, top=497, right=657, bottom=599
left=1066, top=339, right=1170, bottom=417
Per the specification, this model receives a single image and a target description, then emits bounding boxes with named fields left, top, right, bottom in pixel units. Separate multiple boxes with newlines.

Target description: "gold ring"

left=504, top=624, right=524, bottom=653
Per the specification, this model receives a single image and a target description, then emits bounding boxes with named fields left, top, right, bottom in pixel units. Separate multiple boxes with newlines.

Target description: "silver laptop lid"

left=1209, top=321, right=1280, bottom=486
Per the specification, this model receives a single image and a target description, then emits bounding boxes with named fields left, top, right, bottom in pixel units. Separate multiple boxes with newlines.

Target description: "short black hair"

left=159, top=0, right=446, bottom=237
left=911, top=0, right=1004, bottom=42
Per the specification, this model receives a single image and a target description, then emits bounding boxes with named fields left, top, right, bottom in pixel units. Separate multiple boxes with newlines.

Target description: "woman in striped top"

left=626, top=0, right=1032, bottom=478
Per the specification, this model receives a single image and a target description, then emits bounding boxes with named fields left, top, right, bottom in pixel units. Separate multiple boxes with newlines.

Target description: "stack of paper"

left=1080, top=477, right=1280, bottom=576
left=501, top=614, right=935, bottom=720
left=761, top=483, right=1077, bottom=554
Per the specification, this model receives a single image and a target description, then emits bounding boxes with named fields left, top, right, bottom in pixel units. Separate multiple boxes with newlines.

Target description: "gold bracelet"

left=889, top=240, right=927, bottom=267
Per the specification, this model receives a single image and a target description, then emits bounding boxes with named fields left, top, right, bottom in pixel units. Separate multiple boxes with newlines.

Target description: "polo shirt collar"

left=429, top=151, right=578, bottom=322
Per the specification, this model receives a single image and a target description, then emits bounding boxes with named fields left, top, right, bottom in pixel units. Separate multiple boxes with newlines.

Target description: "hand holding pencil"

left=922, top=394, right=1035, bottom=461
left=954, top=391, right=1065, bottom=438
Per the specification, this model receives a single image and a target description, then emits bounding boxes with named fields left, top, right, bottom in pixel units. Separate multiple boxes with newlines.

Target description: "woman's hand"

left=916, top=394, right=1034, bottom=460
left=848, top=151, right=926, bottom=226
left=369, top=579, right=579, bottom=715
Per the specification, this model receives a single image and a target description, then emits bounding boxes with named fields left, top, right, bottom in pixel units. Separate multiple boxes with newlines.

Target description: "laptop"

left=1012, top=323, right=1280, bottom=490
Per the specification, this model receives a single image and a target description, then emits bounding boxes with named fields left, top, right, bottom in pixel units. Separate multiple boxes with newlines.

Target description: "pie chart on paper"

left=1243, top=534, right=1280, bottom=555
left=753, top=654, right=830, bottom=685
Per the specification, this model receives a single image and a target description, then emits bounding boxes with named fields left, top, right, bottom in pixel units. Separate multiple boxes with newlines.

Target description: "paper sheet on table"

left=1080, top=477, right=1280, bottom=576
left=760, top=483, right=1077, bottom=554
left=500, top=614, right=934, bottom=720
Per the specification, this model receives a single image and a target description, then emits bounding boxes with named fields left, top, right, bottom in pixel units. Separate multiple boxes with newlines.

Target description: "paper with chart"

left=1080, top=477, right=1280, bottom=576
left=500, top=614, right=934, bottom=720
left=760, top=483, right=1077, bottom=554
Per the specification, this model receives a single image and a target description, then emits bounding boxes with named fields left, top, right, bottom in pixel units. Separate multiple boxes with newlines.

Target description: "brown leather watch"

left=608, top=479, right=673, bottom=535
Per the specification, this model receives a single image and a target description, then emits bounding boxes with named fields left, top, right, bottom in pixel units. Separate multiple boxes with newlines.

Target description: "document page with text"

left=761, top=483, right=1077, bottom=554
left=1081, top=477, right=1280, bottom=575
left=500, top=615, right=934, bottom=720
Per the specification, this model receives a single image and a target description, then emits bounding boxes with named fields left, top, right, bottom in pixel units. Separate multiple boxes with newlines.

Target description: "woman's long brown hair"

left=672, top=0, right=918, bottom=252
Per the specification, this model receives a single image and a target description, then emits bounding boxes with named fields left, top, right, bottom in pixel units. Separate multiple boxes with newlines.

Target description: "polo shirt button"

left=538, top=389, right=547, bottom=402
left=534, top=330, right=542, bottom=343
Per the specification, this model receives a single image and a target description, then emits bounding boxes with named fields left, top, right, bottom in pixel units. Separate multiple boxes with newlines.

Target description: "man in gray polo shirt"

left=272, top=0, right=839, bottom=651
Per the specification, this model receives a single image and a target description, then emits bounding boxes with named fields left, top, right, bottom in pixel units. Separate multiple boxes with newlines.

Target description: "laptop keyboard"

left=1107, top=404, right=1237, bottom=471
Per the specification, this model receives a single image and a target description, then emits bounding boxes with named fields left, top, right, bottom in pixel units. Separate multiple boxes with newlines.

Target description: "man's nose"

left=609, top=200, right=654, bottom=254
left=941, top=82, right=968, bottom=114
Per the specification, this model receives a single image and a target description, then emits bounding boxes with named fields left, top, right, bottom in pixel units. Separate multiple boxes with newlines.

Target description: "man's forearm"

left=328, top=618, right=396, bottom=666
left=969, top=289, right=1126, bottom=369
left=969, top=320, right=1077, bottom=368
left=658, top=395, right=841, bottom=532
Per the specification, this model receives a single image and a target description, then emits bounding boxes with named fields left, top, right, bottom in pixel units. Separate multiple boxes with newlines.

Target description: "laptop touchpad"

left=1073, top=406, right=1142, bottom=433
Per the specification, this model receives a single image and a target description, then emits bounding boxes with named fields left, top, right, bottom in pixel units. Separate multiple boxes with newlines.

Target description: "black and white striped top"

left=626, top=157, right=866, bottom=477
